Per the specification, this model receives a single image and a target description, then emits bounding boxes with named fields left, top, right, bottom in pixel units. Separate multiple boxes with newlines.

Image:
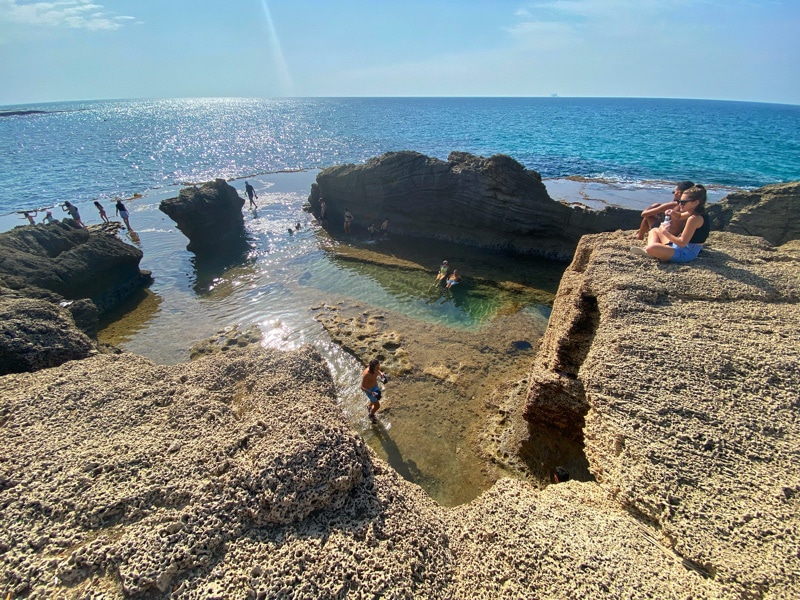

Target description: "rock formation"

left=309, top=151, right=643, bottom=260
left=0, top=221, right=152, bottom=374
left=521, top=230, right=800, bottom=597
left=707, top=180, right=800, bottom=246
left=160, top=179, right=247, bottom=253
left=1, top=346, right=721, bottom=598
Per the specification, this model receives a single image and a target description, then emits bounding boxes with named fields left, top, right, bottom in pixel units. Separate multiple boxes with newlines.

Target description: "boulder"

left=0, top=292, right=96, bottom=375
left=309, top=151, right=643, bottom=260
left=707, top=180, right=800, bottom=245
left=160, top=179, right=247, bottom=252
left=0, top=221, right=152, bottom=373
left=0, top=220, right=152, bottom=314
left=521, top=230, right=800, bottom=597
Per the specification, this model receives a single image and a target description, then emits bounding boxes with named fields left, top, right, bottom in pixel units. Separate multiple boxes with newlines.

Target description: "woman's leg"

left=645, top=228, right=676, bottom=261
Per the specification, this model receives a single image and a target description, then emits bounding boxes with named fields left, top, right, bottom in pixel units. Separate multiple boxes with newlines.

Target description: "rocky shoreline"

left=1, top=172, right=799, bottom=597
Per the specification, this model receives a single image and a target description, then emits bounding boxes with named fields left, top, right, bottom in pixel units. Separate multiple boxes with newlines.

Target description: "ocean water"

left=2, top=97, right=798, bottom=505
left=1, top=97, right=799, bottom=216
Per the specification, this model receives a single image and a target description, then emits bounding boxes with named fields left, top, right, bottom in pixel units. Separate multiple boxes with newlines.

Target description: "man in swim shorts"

left=361, top=358, right=386, bottom=423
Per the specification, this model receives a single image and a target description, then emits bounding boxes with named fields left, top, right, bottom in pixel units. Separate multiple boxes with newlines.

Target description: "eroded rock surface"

left=522, top=230, right=800, bottom=597
left=309, top=151, right=642, bottom=260
left=160, top=179, right=247, bottom=252
left=707, top=181, right=800, bottom=246
left=1, top=345, right=724, bottom=598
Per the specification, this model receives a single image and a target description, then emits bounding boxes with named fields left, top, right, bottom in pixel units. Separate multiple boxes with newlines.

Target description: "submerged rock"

left=521, top=230, right=800, bottom=597
left=309, top=151, right=642, bottom=260
left=160, top=179, right=247, bottom=253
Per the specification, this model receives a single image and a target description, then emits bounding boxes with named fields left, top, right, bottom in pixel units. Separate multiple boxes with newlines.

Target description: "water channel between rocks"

left=97, top=171, right=583, bottom=506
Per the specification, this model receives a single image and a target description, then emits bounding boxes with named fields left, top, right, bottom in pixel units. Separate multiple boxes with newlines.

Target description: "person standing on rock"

left=245, top=181, right=258, bottom=209
left=636, top=180, right=694, bottom=240
left=343, top=208, right=353, bottom=234
left=631, top=184, right=709, bottom=262
left=94, top=201, right=109, bottom=223
left=380, top=218, right=390, bottom=240
left=61, top=201, right=84, bottom=227
left=361, top=358, right=387, bottom=423
left=41, top=210, right=55, bottom=224
left=115, top=198, right=134, bottom=232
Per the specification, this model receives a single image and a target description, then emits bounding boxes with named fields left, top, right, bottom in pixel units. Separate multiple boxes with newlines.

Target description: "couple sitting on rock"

left=434, top=260, right=461, bottom=289
left=631, top=182, right=710, bottom=263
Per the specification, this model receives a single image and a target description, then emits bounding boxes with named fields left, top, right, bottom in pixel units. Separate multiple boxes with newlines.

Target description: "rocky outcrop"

left=1, top=345, right=721, bottom=598
left=0, top=220, right=151, bottom=314
left=0, top=292, right=96, bottom=375
left=522, top=230, right=800, bottom=597
left=309, top=151, right=642, bottom=260
left=160, top=179, right=247, bottom=252
left=707, top=180, right=800, bottom=246
left=0, top=221, right=152, bottom=373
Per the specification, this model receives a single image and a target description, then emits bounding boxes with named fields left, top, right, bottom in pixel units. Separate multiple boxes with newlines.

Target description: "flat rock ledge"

left=2, top=346, right=721, bottom=599
left=521, top=230, right=800, bottom=598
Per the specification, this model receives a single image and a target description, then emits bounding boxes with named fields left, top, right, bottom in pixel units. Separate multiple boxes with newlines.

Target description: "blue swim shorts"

left=364, top=385, right=381, bottom=403
left=668, top=242, right=703, bottom=263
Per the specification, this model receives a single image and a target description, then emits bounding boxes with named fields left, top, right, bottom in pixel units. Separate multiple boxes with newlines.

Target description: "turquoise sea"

left=2, top=97, right=798, bottom=505
left=1, top=97, right=799, bottom=215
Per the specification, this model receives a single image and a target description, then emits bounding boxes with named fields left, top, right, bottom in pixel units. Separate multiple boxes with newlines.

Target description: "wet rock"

left=189, top=324, right=264, bottom=359
left=312, top=304, right=414, bottom=376
left=309, top=151, right=643, bottom=260
left=160, top=179, right=247, bottom=253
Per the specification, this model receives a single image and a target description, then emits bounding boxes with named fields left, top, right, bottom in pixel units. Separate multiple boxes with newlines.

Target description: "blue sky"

left=1, top=0, right=798, bottom=105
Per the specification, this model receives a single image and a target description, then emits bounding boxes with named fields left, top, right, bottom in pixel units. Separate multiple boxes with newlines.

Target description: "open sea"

left=2, top=97, right=798, bottom=505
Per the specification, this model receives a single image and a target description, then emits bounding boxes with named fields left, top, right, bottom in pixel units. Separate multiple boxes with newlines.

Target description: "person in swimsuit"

left=435, top=260, right=449, bottom=284
left=636, top=180, right=694, bottom=240
left=361, top=358, right=387, bottom=423
left=41, top=211, right=55, bottom=224
left=380, top=218, right=390, bottom=240
left=343, top=209, right=353, bottom=234
left=115, top=199, right=134, bottom=232
left=631, top=184, right=709, bottom=262
left=445, top=269, right=461, bottom=289
left=245, top=181, right=258, bottom=209
left=94, top=201, right=109, bottom=223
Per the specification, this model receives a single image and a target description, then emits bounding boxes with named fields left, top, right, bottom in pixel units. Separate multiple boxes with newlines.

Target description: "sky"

left=0, top=0, right=798, bottom=106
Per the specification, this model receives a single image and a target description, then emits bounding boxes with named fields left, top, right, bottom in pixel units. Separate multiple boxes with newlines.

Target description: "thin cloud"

left=0, top=0, right=139, bottom=31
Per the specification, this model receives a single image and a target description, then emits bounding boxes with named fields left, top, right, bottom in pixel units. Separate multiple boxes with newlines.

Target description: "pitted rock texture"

left=523, top=230, right=800, bottom=598
left=707, top=181, right=800, bottom=246
left=2, top=344, right=730, bottom=599
left=308, top=151, right=642, bottom=260
left=312, top=303, right=414, bottom=376
left=160, top=178, right=247, bottom=252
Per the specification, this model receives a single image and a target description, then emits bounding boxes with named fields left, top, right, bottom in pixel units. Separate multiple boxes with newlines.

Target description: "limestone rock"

left=522, top=230, right=800, bottom=597
left=160, top=179, right=247, bottom=252
left=708, top=180, right=800, bottom=245
left=189, top=323, right=264, bottom=359
left=0, top=293, right=96, bottom=375
left=309, top=151, right=643, bottom=260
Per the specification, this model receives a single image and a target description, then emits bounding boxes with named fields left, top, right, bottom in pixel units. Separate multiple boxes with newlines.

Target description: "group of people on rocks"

left=631, top=181, right=709, bottom=263
left=21, top=198, right=134, bottom=232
